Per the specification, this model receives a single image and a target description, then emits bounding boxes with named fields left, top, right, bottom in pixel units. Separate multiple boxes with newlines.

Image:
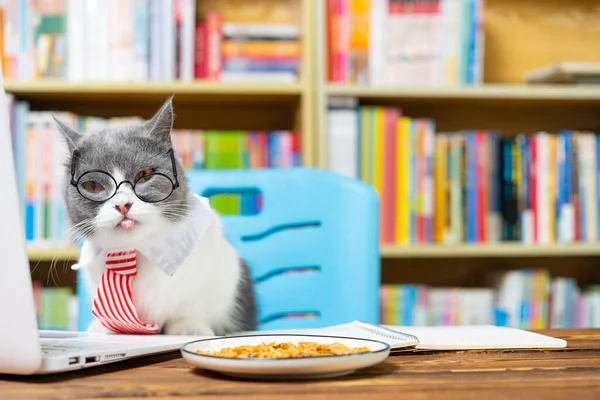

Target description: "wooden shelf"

left=380, top=243, right=600, bottom=258
left=6, top=80, right=305, bottom=104
left=26, top=243, right=600, bottom=262
left=27, top=247, right=79, bottom=262
left=326, top=84, right=600, bottom=104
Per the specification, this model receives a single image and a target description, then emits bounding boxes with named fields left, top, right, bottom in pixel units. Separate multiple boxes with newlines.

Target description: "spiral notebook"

left=259, top=321, right=568, bottom=351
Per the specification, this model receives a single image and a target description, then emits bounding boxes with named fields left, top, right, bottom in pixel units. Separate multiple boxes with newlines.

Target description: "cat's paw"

left=164, top=319, right=215, bottom=336
left=87, top=319, right=115, bottom=334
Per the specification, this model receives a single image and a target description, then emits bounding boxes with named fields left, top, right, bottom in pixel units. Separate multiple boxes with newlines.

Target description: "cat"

left=54, top=97, right=257, bottom=336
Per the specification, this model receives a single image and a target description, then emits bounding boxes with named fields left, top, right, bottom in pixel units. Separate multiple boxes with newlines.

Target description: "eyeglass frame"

left=69, top=148, right=180, bottom=203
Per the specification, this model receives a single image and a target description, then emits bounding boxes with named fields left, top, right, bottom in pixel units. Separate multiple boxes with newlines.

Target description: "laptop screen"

left=0, top=61, right=45, bottom=373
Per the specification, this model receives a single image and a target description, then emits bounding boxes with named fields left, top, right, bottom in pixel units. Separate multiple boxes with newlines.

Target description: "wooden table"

left=1, top=329, right=599, bottom=400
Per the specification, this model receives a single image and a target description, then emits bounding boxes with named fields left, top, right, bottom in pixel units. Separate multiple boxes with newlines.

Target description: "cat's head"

left=55, top=97, right=190, bottom=249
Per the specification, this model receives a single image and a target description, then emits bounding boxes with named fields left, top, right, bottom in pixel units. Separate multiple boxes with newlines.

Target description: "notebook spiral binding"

left=355, top=321, right=420, bottom=343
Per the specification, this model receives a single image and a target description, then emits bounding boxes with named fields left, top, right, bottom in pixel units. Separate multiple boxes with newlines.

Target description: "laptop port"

left=68, top=357, right=78, bottom=365
left=85, top=356, right=99, bottom=364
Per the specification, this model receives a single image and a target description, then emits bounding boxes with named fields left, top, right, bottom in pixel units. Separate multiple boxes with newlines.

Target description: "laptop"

left=0, top=73, right=204, bottom=375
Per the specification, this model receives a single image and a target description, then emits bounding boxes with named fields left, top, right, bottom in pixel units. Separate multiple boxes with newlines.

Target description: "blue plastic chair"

left=77, top=167, right=380, bottom=331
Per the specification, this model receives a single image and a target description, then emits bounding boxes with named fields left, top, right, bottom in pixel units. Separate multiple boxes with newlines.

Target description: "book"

left=524, top=62, right=600, bottom=84
left=326, top=106, right=600, bottom=247
left=329, top=0, right=485, bottom=86
left=3, top=3, right=300, bottom=83
left=250, top=320, right=568, bottom=352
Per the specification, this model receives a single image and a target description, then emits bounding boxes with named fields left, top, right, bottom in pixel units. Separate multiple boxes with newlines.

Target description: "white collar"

left=72, top=194, right=215, bottom=276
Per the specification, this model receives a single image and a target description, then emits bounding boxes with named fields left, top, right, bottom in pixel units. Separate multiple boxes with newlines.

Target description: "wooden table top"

left=1, top=329, right=599, bottom=400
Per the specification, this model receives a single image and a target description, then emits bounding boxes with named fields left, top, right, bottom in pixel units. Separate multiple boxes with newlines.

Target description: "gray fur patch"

left=231, top=258, right=258, bottom=333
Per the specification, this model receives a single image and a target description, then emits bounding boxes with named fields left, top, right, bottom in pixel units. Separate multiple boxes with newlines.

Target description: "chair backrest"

left=186, top=167, right=380, bottom=331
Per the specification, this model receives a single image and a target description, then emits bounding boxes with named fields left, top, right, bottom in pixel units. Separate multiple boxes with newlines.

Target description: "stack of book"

left=8, top=97, right=301, bottom=247
left=215, top=16, right=301, bottom=83
left=327, top=104, right=600, bottom=245
left=0, top=0, right=301, bottom=83
left=524, top=62, right=600, bottom=85
left=327, top=0, right=484, bottom=86
left=379, top=284, right=495, bottom=326
left=380, top=269, right=600, bottom=328
left=32, top=281, right=78, bottom=331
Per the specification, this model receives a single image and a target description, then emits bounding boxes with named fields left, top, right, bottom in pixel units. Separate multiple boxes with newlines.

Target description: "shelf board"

left=326, top=84, right=600, bottom=103
left=27, top=247, right=79, bottom=262
left=27, top=243, right=600, bottom=262
left=6, top=80, right=305, bottom=104
left=380, top=243, right=600, bottom=258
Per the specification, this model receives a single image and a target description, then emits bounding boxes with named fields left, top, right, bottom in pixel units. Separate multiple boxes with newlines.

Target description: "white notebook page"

left=245, top=322, right=567, bottom=350
left=385, top=325, right=568, bottom=350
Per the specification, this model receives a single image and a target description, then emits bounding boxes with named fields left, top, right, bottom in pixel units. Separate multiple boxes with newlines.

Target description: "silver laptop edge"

left=0, top=67, right=201, bottom=376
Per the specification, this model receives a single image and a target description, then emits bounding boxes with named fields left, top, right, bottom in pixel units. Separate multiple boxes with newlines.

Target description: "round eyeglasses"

left=70, top=149, right=180, bottom=203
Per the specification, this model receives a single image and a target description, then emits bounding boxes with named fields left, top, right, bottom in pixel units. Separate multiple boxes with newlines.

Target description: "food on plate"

left=196, top=341, right=371, bottom=359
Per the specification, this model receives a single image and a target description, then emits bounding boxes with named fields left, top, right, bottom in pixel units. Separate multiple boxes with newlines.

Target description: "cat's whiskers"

left=63, top=257, right=70, bottom=274
left=65, top=218, right=91, bottom=232
left=158, top=204, right=191, bottom=213
left=159, top=205, right=190, bottom=212
left=47, top=255, right=60, bottom=287
left=70, top=223, right=97, bottom=242
left=158, top=208, right=187, bottom=215
left=68, top=222, right=93, bottom=238
left=67, top=214, right=129, bottom=241
left=161, top=214, right=187, bottom=219
left=158, top=209, right=189, bottom=217
left=65, top=218, right=96, bottom=237
left=30, top=259, right=42, bottom=275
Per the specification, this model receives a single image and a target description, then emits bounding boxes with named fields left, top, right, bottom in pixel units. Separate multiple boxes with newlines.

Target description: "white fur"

left=78, top=169, right=244, bottom=336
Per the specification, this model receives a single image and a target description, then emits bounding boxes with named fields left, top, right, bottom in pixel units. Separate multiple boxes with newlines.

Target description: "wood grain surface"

left=1, top=329, right=599, bottom=400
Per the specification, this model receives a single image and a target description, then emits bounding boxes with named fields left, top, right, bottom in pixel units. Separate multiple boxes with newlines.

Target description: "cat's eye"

left=135, top=168, right=155, bottom=183
left=81, top=180, right=104, bottom=193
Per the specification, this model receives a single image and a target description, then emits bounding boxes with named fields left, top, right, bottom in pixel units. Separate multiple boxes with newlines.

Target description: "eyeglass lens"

left=134, top=174, right=174, bottom=202
left=77, top=171, right=116, bottom=202
left=77, top=171, right=173, bottom=202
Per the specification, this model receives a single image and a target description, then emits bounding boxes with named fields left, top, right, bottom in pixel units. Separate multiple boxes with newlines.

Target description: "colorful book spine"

left=381, top=108, right=398, bottom=243
left=466, top=132, right=476, bottom=242
left=327, top=107, right=600, bottom=246
left=434, top=136, right=446, bottom=243
left=381, top=270, right=597, bottom=328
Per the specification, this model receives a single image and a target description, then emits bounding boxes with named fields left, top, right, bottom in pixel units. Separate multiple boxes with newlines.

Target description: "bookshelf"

left=27, top=248, right=80, bottom=262
left=326, top=84, right=600, bottom=103
left=6, top=81, right=306, bottom=100
left=6, top=0, right=600, bottom=329
left=26, top=243, right=600, bottom=262
left=380, top=243, right=600, bottom=259
left=316, top=0, right=600, bottom=329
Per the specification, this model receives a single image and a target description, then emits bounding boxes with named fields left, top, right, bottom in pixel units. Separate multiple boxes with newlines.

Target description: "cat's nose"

left=115, top=203, right=132, bottom=216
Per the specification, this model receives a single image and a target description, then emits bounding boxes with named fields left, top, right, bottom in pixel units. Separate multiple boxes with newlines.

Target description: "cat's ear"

left=144, top=96, right=174, bottom=141
left=53, top=114, right=81, bottom=152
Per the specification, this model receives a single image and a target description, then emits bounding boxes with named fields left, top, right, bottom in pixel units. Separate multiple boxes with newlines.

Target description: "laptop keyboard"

left=40, top=340, right=120, bottom=354
left=41, top=342, right=86, bottom=354
left=42, top=344, right=85, bottom=354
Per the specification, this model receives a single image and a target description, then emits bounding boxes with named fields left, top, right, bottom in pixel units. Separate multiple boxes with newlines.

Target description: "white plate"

left=181, top=334, right=391, bottom=380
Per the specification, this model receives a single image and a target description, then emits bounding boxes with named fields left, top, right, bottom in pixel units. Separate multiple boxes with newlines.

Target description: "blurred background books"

left=1, top=0, right=302, bottom=83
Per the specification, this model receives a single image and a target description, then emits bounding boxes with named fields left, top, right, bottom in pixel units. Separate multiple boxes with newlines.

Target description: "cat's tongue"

left=120, top=218, right=135, bottom=230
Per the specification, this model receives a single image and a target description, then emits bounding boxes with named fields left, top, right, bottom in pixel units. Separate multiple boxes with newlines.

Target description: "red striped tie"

left=91, top=249, right=160, bottom=334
